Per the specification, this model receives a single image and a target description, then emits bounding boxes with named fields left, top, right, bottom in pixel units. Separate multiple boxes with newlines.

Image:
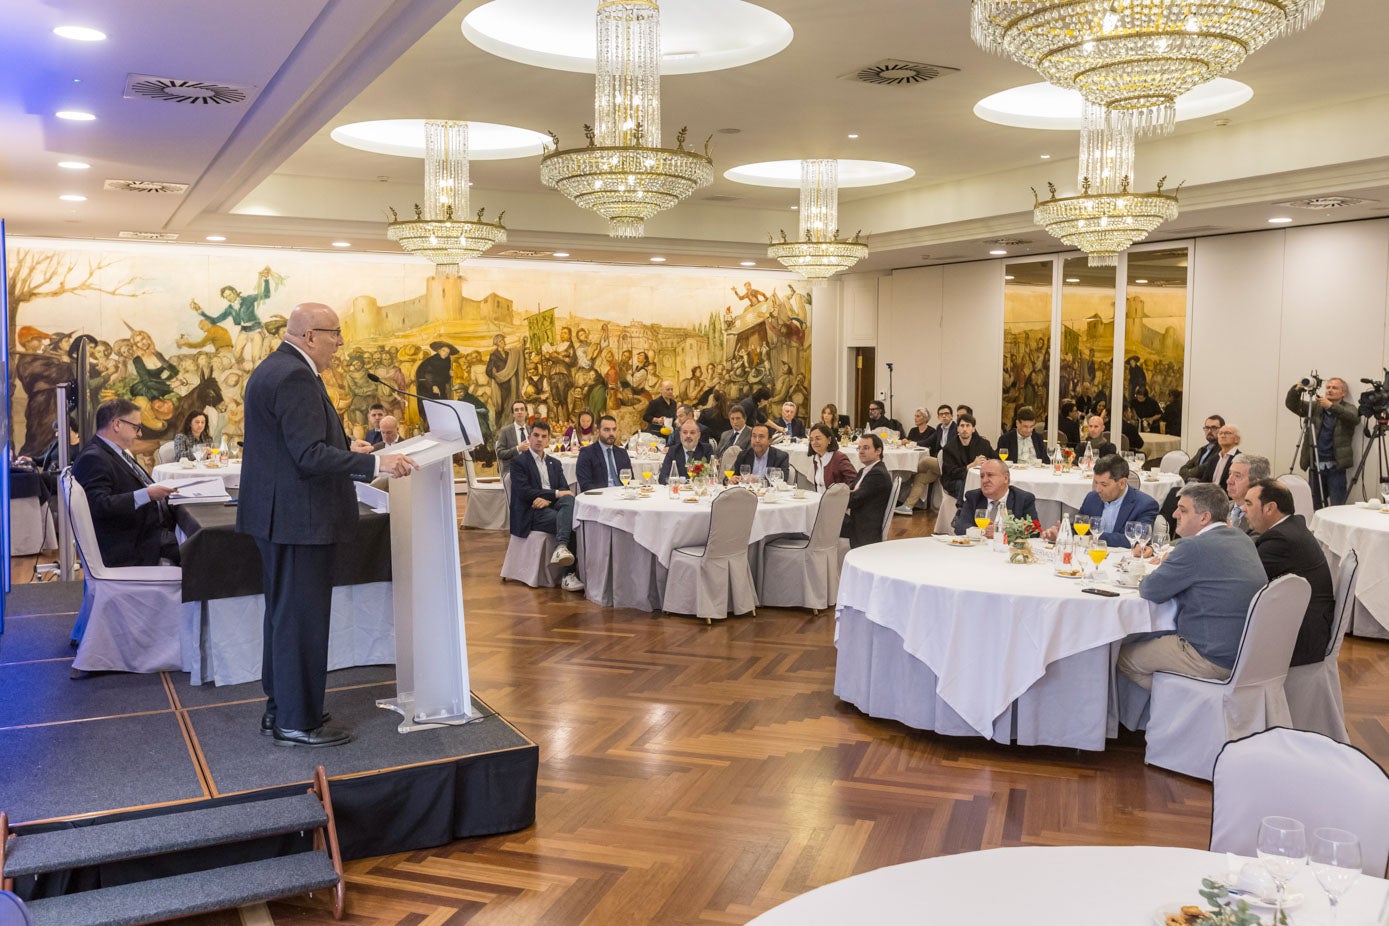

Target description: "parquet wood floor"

left=108, top=504, right=1389, bottom=924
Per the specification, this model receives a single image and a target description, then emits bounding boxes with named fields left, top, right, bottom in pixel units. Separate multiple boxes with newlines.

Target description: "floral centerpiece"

left=1000, top=512, right=1042, bottom=563
left=837, top=426, right=858, bottom=446
left=687, top=459, right=711, bottom=495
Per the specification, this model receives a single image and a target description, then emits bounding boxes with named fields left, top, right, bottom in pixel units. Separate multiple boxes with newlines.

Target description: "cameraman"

left=1285, top=377, right=1357, bottom=508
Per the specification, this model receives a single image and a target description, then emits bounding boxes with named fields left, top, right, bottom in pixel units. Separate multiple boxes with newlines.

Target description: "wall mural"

left=4, top=240, right=806, bottom=465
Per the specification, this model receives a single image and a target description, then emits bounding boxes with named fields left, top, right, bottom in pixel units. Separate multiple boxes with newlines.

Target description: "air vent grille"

left=841, top=59, right=959, bottom=87
left=105, top=179, right=189, bottom=194
left=499, top=249, right=552, bottom=258
left=703, top=194, right=741, bottom=203
left=1273, top=195, right=1376, bottom=210
left=124, top=73, right=254, bottom=105
left=982, top=236, right=1032, bottom=247
left=118, top=231, right=179, bottom=241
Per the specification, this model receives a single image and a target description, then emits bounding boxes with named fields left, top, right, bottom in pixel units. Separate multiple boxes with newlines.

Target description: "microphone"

left=1363, top=378, right=1378, bottom=384
left=367, top=372, right=471, bottom=445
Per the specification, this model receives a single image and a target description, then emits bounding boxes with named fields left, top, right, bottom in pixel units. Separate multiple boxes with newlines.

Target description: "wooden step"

left=24, top=851, right=339, bottom=926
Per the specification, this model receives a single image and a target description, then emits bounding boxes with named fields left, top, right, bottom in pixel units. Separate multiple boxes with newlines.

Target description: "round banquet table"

left=574, top=486, right=820, bottom=611
left=783, top=440, right=926, bottom=488
left=1139, top=431, right=1182, bottom=459
left=966, top=464, right=1181, bottom=526
left=151, top=459, right=241, bottom=489
left=746, top=845, right=1388, bottom=925
left=1311, top=503, right=1389, bottom=639
left=834, top=536, right=1176, bottom=750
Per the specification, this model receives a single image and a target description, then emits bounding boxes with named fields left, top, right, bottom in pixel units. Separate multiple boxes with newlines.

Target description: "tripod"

left=1287, top=387, right=1328, bottom=504
left=1347, top=417, right=1389, bottom=500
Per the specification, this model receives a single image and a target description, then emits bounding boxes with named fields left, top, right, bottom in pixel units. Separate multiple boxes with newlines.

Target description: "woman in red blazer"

left=806, top=423, right=857, bottom=492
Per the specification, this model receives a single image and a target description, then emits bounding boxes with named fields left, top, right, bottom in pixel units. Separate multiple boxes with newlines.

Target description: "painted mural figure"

left=197, top=266, right=273, bottom=364
left=415, top=341, right=456, bottom=419
left=486, top=334, right=523, bottom=419
left=177, top=309, right=233, bottom=352
left=128, top=329, right=178, bottom=401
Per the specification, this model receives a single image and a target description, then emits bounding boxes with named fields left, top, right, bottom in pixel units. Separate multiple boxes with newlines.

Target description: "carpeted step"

left=4, top=793, right=327, bottom=878
left=24, top=851, right=339, bottom=926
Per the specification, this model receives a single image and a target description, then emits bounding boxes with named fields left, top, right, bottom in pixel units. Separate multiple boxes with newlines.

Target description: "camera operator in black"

left=1285, top=376, right=1358, bottom=508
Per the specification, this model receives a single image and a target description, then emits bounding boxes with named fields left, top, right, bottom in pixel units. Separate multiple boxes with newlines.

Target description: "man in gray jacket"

left=494, top=400, right=530, bottom=465
left=1285, top=377, right=1358, bottom=508
left=1118, top=482, right=1267, bottom=689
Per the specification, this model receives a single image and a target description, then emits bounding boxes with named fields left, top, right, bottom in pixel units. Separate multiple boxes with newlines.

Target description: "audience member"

left=364, top=404, right=386, bottom=444
left=576, top=415, right=632, bottom=491
left=768, top=401, right=805, bottom=439
left=1078, top=415, right=1117, bottom=458
left=643, top=381, right=678, bottom=433
left=819, top=403, right=845, bottom=431
left=940, top=412, right=996, bottom=500
left=862, top=400, right=904, bottom=436
left=562, top=409, right=598, bottom=448
left=1045, top=454, right=1157, bottom=547
left=659, top=419, right=715, bottom=484
left=35, top=415, right=81, bottom=472
left=840, top=433, right=892, bottom=549
left=715, top=406, right=752, bottom=456
left=371, top=416, right=403, bottom=450
left=508, top=420, right=583, bottom=592
left=1202, top=424, right=1242, bottom=491
left=665, top=404, right=701, bottom=447
left=1130, top=386, right=1163, bottom=431
left=1120, top=406, right=1144, bottom=452
left=734, top=424, right=792, bottom=482
left=895, top=408, right=942, bottom=515
left=1285, top=376, right=1358, bottom=508
left=173, top=410, right=213, bottom=461
left=807, top=423, right=856, bottom=492
left=1224, top=453, right=1270, bottom=533
left=952, top=459, right=1040, bottom=537
left=997, top=406, right=1047, bottom=464
left=922, top=404, right=955, bottom=456
left=697, top=390, right=731, bottom=438
left=1161, top=388, right=1183, bottom=437
left=736, top=387, right=772, bottom=426
left=1057, top=400, right=1081, bottom=445
left=1242, top=478, right=1336, bottom=667
left=495, top=400, right=530, bottom=464
left=1179, top=414, right=1224, bottom=481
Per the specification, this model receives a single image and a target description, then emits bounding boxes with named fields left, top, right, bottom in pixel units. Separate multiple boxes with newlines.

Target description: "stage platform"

left=0, top=583, right=538, bottom=898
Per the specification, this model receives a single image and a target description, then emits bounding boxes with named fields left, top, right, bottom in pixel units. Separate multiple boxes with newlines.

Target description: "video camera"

left=1298, top=371, right=1323, bottom=393
left=1359, top=369, right=1389, bottom=422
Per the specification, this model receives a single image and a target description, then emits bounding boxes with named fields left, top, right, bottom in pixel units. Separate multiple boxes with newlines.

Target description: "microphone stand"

left=885, top=361, right=895, bottom=425
left=367, top=373, right=471, bottom=446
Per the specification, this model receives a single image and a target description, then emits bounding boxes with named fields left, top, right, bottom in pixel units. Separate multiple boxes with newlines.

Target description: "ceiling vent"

left=1274, top=195, right=1376, bottom=210
left=499, top=249, right=552, bottom=258
left=105, top=179, right=189, bottom=194
left=118, top=231, right=178, bottom=241
left=982, top=236, right=1032, bottom=247
left=703, top=194, right=741, bottom=203
left=124, top=73, right=253, bottom=105
left=841, top=59, right=959, bottom=87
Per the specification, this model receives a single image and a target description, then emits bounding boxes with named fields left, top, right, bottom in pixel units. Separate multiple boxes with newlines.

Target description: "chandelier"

left=1034, top=174, right=1180, bottom=267
left=387, top=120, right=506, bottom=276
left=540, top=0, right=713, bottom=238
left=971, top=0, right=1325, bottom=137
left=766, top=160, right=869, bottom=280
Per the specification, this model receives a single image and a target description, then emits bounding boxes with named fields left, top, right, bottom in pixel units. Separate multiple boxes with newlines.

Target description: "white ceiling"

left=5, top=0, right=1389, bottom=273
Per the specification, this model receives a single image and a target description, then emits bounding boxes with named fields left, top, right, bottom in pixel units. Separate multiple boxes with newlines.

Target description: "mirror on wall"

left=1123, top=247, right=1189, bottom=443
left=1002, top=261, right=1055, bottom=433
left=1059, top=257, right=1116, bottom=445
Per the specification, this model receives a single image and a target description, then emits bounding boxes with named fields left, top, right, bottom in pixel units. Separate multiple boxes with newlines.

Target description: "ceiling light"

left=1134, top=278, right=1149, bottom=284
left=989, top=249, right=1008, bottom=256
left=56, top=110, right=96, bottom=121
left=331, top=241, right=352, bottom=248
left=1004, top=275, right=1016, bottom=280
left=740, top=260, right=757, bottom=266
left=1040, top=154, right=1051, bottom=159
left=725, top=159, right=915, bottom=188
left=767, top=159, right=869, bottom=280
left=1268, top=217, right=1294, bottom=224
left=59, top=194, right=87, bottom=202
left=847, top=133, right=860, bottom=139
left=1065, top=277, right=1081, bottom=283
left=332, top=120, right=549, bottom=160
left=1034, top=177, right=1181, bottom=267
left=649, top=256, right=667, bottom=262
left=552, top=252, right=570, bottom=258
left=975, top=79, right=1253, bottom=132
left=205, top=235, right=227, bottom=242
left=58, top=160, right=90, bottom=170
left=53, top=25, right=106, bottom=41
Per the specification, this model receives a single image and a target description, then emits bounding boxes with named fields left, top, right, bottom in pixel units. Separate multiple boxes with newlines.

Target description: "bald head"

left=285, top=303, right=335, bottom=338
left=284, top=303, right=343, bottom=372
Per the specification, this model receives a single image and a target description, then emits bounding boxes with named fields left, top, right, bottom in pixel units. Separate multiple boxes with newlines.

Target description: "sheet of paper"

left=161, top=477, right=231, bottom=503
left=355, top=480, right=389, bottom=513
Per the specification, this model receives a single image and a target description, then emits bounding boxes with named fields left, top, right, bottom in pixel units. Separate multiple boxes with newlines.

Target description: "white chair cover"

left=156, top=441, right=178, bottom=464
left=1211, top=727, right=1389, bottom=876
left=1145, top=575, right=1311, bottom=780
left=500, top=530, right=567, bottom=588
left=1280, top=473, right=1315, bottom=520
left=1285, top=549, right=1357, bottom=742
left=63, top=471, right=186, bottom=674
left=880, top=476, right=902, bottom=541
left=1159, top=450, right=1188, bottom=474
left=933, top=492, right=957, bottom=536
left=461, top=453, right=508, bottom=531
left=758, top=484, right=850, bottom=611
left=662, top=487, right=758, bottom=621
left=720, top=444, right=741, bottom=476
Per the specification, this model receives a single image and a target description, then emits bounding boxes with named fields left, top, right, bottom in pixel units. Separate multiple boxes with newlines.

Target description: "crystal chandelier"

left=1034, top=174, right=1180, bottom=267
left=971, top=0, right=1325, bottom=137
left=540, top=0, right=713, bottom=238
left=387, top=121, right=506, bottom=276
left=766, top=160, right=869, bottom=280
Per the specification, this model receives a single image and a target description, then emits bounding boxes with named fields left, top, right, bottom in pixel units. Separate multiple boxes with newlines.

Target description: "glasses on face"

left=1203, top=424, right=1219, bottom=432
left=117, top=418, right=143, bottom=434
left=309, top=327, right=342, bottom=339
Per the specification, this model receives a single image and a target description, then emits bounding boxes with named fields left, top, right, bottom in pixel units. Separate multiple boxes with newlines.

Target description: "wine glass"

left=619, top=468, right=632, bottom=489
left=1124, top=522, right=1143, bottom=550
left=642, top=470, right=653, bottom=487
left=724, top=468, right=736, bottom=485
left=1087, top=539, right=1108, bottom=575
left=1310, top=827, right=1360, bottom=926
left=1073, top=515, right=1091, bottom=537
left=1258, top=815, right=1307, bottom=924
left=740, top=465, right=752, bottom=484
left=1151, top=518, right=1170, bottom=554
left=974, top=508, right=991, bottom=532
left=998, top=450, right=1009, bottom=463
left=192, top=444, right=207, bottom=465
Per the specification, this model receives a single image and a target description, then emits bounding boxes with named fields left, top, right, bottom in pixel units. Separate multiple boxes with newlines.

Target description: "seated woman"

left=806, top=423, right=856, bottom=493
left=819, top=403, right=850, bottom=432
left=939, top=412, right=997, bottom=501
left=172, top=410, right=213, bottom=461
left=563, top=409, right=598, bottom=449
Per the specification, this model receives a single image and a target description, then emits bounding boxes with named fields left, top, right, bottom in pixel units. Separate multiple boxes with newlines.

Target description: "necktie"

left=124, top=451, right=153, bottom=486
left=988, top=500, right=1001, bottom=524
left=604, top=446, right=616, bottom=487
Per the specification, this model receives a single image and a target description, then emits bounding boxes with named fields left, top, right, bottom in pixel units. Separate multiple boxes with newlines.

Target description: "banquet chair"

left=662, top=487, right=758, bottom=623
left=1210, top=727, right=1389, bottom=876
left=156, top=441, right=178, bottom=465
left=880, top=475, right=902, bottom=541
left=1280, top=473, right=1315, bottom=520
left=758, top=484, right=850, bottom=613
left=461, top=451, right=508, bottom=531
left=1159, top=450, right=1188, bottom=474
left=933, top=491, right=958, bottom=536
left=498, top=473, right=567, bottom=587
left=720, top=445, right=741, bottom=476
left=1284, top=548, right=1357, bottom=742
left=1144, top=574, right=1310, bottom=780
left=62, top=471, right=187, bottom=674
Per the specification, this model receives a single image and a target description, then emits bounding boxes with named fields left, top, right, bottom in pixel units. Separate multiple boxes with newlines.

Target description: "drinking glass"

left=998, top=450, right=1009, bottom=462
left=192, top=445, right=207, bottom=464
left=1151, top=518, right=1170, bottom=553
left=1310, top=827, right=1361, bottom=926
left=1124, top=523, right=1143, bottom=549
left=1134, top=452, right=1146, bottom=469
left=724, top=469, right=736, bottom=485
left=619, top=468, right=632, bottom=488
left=740, top=465, right=752, bottom=484
left=1087, top=539, right=1108, bottom=575
left=974, top=508, right=991, bottom=531
left=1073, top=515, right=1091, bottom=537
left=642, top=470, right=653, bottom=487
left=1257, top=816, right=1307, bottom=924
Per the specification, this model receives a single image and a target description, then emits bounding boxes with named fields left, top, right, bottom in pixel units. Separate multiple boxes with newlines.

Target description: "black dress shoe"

left=272, top=725, right=351, bottom=748
left=260, top=711, right=332, bottom=736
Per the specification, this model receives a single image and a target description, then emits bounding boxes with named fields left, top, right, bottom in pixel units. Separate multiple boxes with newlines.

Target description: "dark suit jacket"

left=940, top=434, right=997, bottom=493
left=1200, top=447, right=1242, bottom=491
left=1078, top=438, right=1117, bottom=459
left=667, top=421, right=711, bottom=447
left=1255, top=515, right=1336, bottom=667
left=238, top=343, right=374, bottom=546
left=576, top=442, right=632, bottom=492
left=1180, top=441, right=1219, bottom=481
left=371, top=439, right=404, bottom=452
left=715, top=427, right=752, bottom=456
left=364, top=429, right=382, bottom=444
left=922, top=422, right=953, bottom=456
left=951, top=486, right=1040, bottom=536
left=841, top=461, right=892, bottom=548
left=733, top=445, right=791, bottom=483
left=997, top=429, right=1047, bottom=462
left=769, top=416, right=805, bottom=439
left=71, top=438, right=168, bottom=567
left=1057, top=417, right=1081, bottom=445
left=659, top=440, right=716, bottom=484
left=1077, top=486, right=1159, bottom=547
left=509, top=451, right=570, bottom=537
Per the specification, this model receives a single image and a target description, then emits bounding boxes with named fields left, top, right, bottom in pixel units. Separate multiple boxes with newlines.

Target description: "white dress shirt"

left=813, top=451, right=833, bottom=492
left=530, top=449, right=551, bottom=490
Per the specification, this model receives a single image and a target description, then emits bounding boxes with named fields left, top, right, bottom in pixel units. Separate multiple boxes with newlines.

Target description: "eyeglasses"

left=117, top=418, right=143, bottom=434
left=309, top=327, right=342, bottom=338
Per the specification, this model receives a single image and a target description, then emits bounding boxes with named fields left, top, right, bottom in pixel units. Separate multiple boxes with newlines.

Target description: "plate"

left=1054, top=568, right=1085, bottom=579
left=933, top=535, right=975, bottom=547
left=1223, top=889, right=1303, bottom=911
left=1150, top=904, right=1206, bottom=926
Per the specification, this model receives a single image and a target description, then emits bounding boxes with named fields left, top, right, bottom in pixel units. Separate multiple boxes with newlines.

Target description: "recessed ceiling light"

left=1040, top=154, right=1052, bottom=159
left=59, top=193, right=86, bottom=202
left=57, top=160, right=90, bottom=170
left=1134, top=278, right=1149, bottom=284
left=790, top=205, right=798, bottom=210
left=740, top=260, right=757, bottom=267
left=56, top=110, right=96, bottom=121
left=1004, top=275, right=1016, bottom=280
left=552, top=252, right=570, bottom=258
left=847, top=133, right=860, bottom=139
left=1268, top=217, right=1294, bottom=224
left=205, top=235, right=227, bottom=242
left=649, top=256, right=667, bottom=263
left=53, top=25, right=106, bottom=42
left=1065, top=277, right=1081, bottom=283
left=331, top=241, right=352, bottom=247
left=989, top=249, right=1008, bottom=256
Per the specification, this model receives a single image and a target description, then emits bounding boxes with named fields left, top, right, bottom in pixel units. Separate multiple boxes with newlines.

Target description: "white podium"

left=374, top=403, right=481, bottom=732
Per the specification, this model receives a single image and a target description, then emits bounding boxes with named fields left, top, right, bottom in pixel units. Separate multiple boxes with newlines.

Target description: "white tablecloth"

left=747, top=845, right=1387, bottom=925
left=835, top=537, right=1176, bottom=744
left=1312, top=504, right=1389, bottom=636
left=966, top=465, right=1180, bottom=524
left=551, top=451, right=665, bottom=489
left=784, top=441, right=926, bottom=488
left=1140, top=431, right=1182, bottom=458
left=152, top=460, right=241, bottom=489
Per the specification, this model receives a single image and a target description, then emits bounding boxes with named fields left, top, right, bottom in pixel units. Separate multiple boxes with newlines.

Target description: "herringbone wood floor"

left=161, top=505, right=1389, bottom=926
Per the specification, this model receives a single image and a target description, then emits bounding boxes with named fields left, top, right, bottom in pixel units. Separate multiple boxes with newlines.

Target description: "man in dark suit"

left=1243, top=479, right=1336, bottom=666
left=733, top=424, right=791, bottom=482
left=1078, top=415, right=1117, bottom=458
left=1179, top=415, right=1224, bottom=481
left=952, top=459, right=1041, bottom=536
left=576, top=414, right=632, bottom=491
left=715, top=406, right=752, bottom=458
left=660, top=419, right=716, bottom=484
left=72, top=399, right=179, bottom=568
left=509, top=420, right=583, bottom=592
left=240, top=303, right=419, bottom=747
left=1200, top=423, right=1242, bottom=492
left=370, top=415, right=403, bottom=451
left=768, top=401, right=805, bottom=440
left=841, top=433, right=893, bottom=548
left=363, top=404, right=385, bottom=444
left=1059, top=454, right=1158, bottom=547
left=997, top=405, right=1048, bottom=465
left=664, top=404, right=706, bottom=447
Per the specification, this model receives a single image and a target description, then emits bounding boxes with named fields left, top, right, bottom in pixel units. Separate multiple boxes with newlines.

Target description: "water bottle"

left=219, top=435, right=230, bottom=461
left=1051, top=446, right=1062, bottom=474
left=995, top=505, right=1010, bottom=551
left=1058, top=514, right=1074, bottom=567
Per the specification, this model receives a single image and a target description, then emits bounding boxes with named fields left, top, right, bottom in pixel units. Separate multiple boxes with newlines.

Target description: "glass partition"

left=1123, top=247, right=1189, bottom=439
left=1059, top=257, right=1117, bottom=440
left=1002, top=261, right=1055, bottom=433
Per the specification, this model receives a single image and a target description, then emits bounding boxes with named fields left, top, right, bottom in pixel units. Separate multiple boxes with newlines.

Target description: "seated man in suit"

left=1224, top=453, right=1270, bottom=533
left=1117, top=483, right=1267, bottom=689
left=370, top=415, right=403, bottom=450
left=1178, top=414, right=1224, bottom=481
left=840, top=433, right=893, bottom=549
left=494, top=400, right=530, bottom=465
left=768, top=401, right=805, bottom=440
left=1241, top=478, right=1336, bottom=667
left=997, top=405, right=1048, bottom=465
left=508, top=420, right=583, bottom=592
left=1201, top=423, right=1242, bottom=492
left=734, top=424, right=792, bottom=483
left=862, top=399, right=904, bottom=436
left=72, top=398, right=180, bottom=567
left=659, top=418, right=715, bottom=484
left=952, top=459, right=1040, bottom=537
left=576, top=414, right=633, bottom=492
left=1045, top=454, right=1157, bottom=547
left=1077, top=415, right=1117, bottom=459
left=715, top=406, right=752, bottom=457
left=363, top=404, right=385, bottom=444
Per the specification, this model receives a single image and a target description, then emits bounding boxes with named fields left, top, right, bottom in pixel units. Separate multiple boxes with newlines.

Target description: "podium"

left=374, top=403, right=481, bottom=733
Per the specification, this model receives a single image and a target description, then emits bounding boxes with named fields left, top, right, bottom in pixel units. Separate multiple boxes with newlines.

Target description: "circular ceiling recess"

left=331, top=120, right=550, bottom=159
left=461, top=0, right=793, bottom=75
left=723, top=160, right=915, bottom=189
left=974, top=79, right=1252, bottom=131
